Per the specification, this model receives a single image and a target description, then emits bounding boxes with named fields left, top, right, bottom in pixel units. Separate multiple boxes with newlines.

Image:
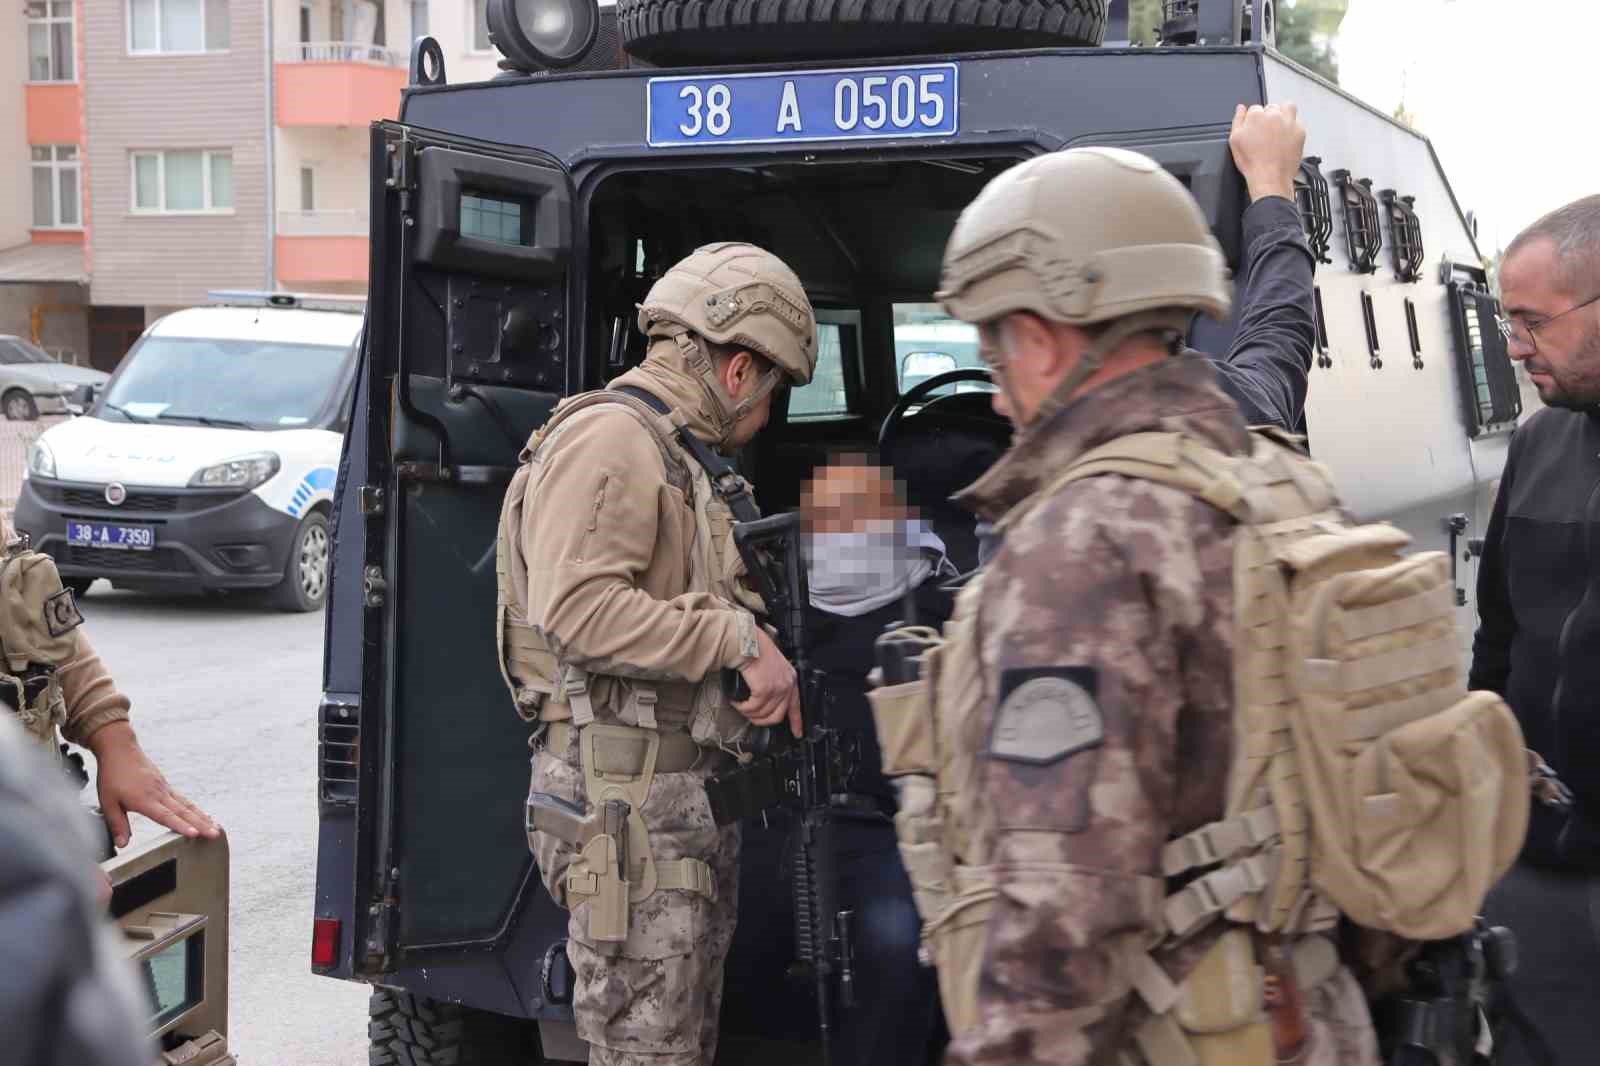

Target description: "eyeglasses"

left=1496, top=292, right=1600, bottom=354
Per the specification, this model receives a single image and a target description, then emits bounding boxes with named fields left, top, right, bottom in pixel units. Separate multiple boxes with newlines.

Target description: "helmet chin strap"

left=1022, top=309, right=1191, bottom=431
left=666, top=326, right=782, bottom=448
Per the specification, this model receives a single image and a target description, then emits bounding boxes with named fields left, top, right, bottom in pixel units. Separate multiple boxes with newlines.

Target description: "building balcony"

left=276, top=210, right=369, bottom=285
left=275, top=42, right=406, bottom=128
left=26, top=83, right=82, bottom=144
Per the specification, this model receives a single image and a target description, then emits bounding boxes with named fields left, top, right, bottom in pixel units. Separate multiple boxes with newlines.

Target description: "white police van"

left=12, top=292, right=362, bottom=611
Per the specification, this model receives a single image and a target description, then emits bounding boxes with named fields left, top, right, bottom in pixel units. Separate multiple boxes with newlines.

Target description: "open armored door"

left=349, top=121, right=574, bottom=970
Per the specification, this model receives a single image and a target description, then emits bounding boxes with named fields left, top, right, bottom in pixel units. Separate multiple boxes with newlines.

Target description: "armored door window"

left=789, top=322, right=857, bottom=420
left=1448, top=265, right=1521, bottom=436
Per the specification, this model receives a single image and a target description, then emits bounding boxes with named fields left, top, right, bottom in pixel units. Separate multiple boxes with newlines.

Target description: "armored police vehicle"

left=311, top=0, right=1526, bottom=1059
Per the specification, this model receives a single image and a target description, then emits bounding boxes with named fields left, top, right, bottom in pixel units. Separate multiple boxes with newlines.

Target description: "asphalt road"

left=82, top=583, right=368, bottom=1066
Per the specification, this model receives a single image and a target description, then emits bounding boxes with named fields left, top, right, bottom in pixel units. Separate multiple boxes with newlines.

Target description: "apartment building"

left=2, top=0, right=496, bottom=369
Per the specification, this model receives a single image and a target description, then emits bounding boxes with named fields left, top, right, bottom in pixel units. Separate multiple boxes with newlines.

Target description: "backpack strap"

left=997, top=432, right=1252, bottom=535
left=614, top=385, right=761, bottom=523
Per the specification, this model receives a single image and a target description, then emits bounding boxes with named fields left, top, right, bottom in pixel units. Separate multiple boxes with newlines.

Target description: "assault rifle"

left=704, top=511, right=858, bottom=1066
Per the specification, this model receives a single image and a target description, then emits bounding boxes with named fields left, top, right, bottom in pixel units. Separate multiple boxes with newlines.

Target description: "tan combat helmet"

left=638, top=242, right=818, bottom=443
left=937, top=147, right=1232, bottom=412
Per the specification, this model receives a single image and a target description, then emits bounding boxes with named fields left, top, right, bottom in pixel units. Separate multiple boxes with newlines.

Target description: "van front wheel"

left=4, top=390, right=38, bottom=421
left=271, top=512, right=330, bottom=612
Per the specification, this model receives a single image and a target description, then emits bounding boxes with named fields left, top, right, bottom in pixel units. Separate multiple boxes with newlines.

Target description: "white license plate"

left=646, top=62, right=959, bottom=148
left=67, top=520, right=155, bottom=551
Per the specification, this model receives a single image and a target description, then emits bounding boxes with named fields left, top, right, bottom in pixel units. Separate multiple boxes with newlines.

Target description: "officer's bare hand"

left=88, top=721, right=220, bottom=848
left=735, top=628, right=803, bottom=739
left=1229, top=102, right=1307, bottom=204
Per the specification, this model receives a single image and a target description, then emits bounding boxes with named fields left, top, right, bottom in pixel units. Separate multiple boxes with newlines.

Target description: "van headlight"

left=190, top=452, right=281, bottom=490
left=26, top=440, right=55, bottom=480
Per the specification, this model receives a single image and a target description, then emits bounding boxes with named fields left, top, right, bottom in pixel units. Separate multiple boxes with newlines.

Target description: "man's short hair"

left=1506, top=195, right=1600, bottom=296
left=703, top=336, right=775, bottom=376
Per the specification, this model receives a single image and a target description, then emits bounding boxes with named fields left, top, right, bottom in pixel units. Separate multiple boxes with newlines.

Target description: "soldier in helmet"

left=498, top=242, right=816, bottom=1065
left=920, top=108, right=1380, bottom=1065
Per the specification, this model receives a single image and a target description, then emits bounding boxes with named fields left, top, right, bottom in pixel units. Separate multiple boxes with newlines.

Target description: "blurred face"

left=800, top=459, right=935, bottom=608
left=1499, top=238, right=1600, bottom=410
left=800, top=459, right=907, bottom=533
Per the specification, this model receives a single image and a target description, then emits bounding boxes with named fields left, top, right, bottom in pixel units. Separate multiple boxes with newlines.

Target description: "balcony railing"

left=279, top=41, right=405, bottom=67
left=277, top=209, right=369, bottom=237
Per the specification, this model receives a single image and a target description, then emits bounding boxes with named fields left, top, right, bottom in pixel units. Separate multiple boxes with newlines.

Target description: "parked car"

left=11, top=291, right=363, bottom=611
left=0, top=335, right=110, bottom=420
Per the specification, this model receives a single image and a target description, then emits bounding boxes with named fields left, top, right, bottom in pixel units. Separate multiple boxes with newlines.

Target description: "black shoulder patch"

left=44, top=588, right=83, bottom=638
left=987, top=666, right=1104, bottom=766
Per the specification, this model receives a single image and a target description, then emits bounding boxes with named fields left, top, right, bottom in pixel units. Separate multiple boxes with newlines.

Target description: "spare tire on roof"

left=618, top=0, right=1108, bottom=66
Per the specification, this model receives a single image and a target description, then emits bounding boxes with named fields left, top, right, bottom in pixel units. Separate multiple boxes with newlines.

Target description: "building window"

left=300, top=167, right=316, bottom=212
left=31, top=146, right=81, bottom=229
left=128, top=0, right=230, bottom=54
left=299, top=0, right=311, bottom=42
left=27, top=1, right=76, bottom=82
left=471, top=0, right=490, bottom=51
left=410, top=0, right=428, bottom=40
left=131, top=150, right=234, bottom=213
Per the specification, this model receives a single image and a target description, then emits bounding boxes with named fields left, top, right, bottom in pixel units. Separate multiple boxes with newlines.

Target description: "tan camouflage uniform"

left=944, top=354, right=1379, bottom=1066
left=509, top=349, right=753, bottom=1066
left=0, top=517, right=129, bottom=756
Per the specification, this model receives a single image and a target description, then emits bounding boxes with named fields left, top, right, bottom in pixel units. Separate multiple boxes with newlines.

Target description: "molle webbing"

left=544, top=720, right=711, bottom=775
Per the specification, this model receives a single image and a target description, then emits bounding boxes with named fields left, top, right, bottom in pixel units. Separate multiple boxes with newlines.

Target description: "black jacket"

left=808, top=580, right=955, bottom=808
left=1470, top=406, right=1600, bottom=866
left=1193, top=194, right=1318, bottom=434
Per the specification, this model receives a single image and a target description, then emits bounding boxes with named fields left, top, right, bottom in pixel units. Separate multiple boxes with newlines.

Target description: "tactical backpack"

left=0, top=538, right=82, bottom=753
left=869, top=429, right=1531, bottom=1050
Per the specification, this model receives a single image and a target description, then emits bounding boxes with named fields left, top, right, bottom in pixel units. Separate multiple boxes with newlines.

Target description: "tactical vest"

left=0, top=540, right=83, bottom=762
left=870, top=429, right=1530, bottom=1064
left=496, top=388, right=758, bottom=748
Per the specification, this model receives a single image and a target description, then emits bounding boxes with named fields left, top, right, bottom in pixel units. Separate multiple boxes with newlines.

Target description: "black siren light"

left=487, top=0, right=600, bottom=70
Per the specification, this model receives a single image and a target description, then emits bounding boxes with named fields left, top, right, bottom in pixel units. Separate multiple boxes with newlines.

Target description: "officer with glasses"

left=1473, top=194, right=1600, bottom=1064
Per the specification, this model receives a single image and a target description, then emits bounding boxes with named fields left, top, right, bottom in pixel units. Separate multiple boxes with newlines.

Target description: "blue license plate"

left=67, top=520, right=155, bottom=551
left=646, top=62, right=959, bottom=148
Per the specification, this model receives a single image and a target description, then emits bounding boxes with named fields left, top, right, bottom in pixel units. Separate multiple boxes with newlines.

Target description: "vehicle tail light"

left=312, top=917, right=341, bottom=969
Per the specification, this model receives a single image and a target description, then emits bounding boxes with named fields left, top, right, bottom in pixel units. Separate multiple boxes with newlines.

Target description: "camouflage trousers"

left=528, top=747, right=741, bottom=1066
left=949, top=962, right=1380, bottom=1065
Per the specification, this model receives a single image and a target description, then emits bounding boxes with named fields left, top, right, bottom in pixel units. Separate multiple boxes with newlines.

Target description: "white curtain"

left=165, top=151, right=204, bottom=210
left=162, top=0, right=204, bottom=52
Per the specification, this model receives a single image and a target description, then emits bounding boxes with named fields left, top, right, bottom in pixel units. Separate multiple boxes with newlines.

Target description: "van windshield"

left=101, top=336, right=352, bottom=429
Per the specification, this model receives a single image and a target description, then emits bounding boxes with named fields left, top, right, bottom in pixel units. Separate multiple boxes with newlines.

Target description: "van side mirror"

left=69, top=384, right=99, bottom=415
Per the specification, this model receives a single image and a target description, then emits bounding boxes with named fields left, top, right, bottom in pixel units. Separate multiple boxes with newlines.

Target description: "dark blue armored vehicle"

left=310, top=0, right=1524, bottom=1060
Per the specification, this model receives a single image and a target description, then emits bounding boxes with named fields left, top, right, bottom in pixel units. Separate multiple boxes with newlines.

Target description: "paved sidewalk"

left=0, top=415, right=67, bottom=520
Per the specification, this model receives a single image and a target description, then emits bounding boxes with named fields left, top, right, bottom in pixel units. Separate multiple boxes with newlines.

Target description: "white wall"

left=276, top=125, right=369, bottom=224
left=0, top=5, right=32, bottom=249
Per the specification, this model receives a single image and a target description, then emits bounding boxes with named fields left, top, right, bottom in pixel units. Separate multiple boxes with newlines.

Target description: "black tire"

left=3, top=390, right=39, bottom=422
left=368, top=988, right=541, bottom=1066
left=64, top=577, right=94, bottom=598
left=270, top=512, right=330, bottom=613
left=619, top=0, right=1107, bottom=65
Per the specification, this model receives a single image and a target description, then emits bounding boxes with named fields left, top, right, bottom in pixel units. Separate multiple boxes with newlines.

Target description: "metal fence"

left=278, top=41, right=406, bottom=66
